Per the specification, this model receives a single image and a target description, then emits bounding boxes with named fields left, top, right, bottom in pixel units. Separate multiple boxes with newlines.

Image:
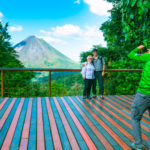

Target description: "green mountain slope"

left=14, top=36, right=80, bottom=69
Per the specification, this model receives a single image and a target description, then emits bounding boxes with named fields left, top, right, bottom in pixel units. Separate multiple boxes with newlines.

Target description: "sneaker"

left=100, top=95, right=104, bottom=99
left=83, top=96, right=87, bottom=99
left=131, top=143, right=143, bottom=150
left=87, top=96, right=91, bottom=99
left=92, top=95, right=97, bottom=98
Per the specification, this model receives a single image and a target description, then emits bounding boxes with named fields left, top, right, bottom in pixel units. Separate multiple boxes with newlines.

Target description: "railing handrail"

left=0, top=68, right=142, bottom=97
left=0, top=68, right=142, bottom=72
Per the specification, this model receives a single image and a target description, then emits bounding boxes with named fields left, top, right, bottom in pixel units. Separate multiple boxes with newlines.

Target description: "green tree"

left=0, top=22, right=35, bottom=97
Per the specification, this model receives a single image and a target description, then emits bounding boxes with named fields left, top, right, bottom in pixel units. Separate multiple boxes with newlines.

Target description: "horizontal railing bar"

left=0, top=68, right=142, bottom=72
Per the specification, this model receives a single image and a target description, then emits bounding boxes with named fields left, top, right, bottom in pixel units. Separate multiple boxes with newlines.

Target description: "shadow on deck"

left=0, top=95, right=149, bottom=150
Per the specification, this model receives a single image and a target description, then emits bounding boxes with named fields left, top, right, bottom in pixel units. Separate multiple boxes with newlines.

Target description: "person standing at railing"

left=82, top=48, right=105, bottom=99
left=81, top=55, right=95, bottom=99
left=128, top=45, right=150, bottom=150
left=92, top=48, right=105, bottom=99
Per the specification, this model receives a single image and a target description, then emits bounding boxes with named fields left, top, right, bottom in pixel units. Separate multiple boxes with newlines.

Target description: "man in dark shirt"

left=92, top=48, right=105, bottom=99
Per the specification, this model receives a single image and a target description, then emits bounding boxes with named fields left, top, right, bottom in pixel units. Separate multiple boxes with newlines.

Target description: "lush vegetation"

left=80, top=0, right=150, bottom=95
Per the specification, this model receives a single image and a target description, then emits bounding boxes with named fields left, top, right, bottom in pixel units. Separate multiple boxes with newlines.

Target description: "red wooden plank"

left=75, top=97, right=131, bottom=150
left=45, top=97, right=63, bottom=150
left=98, top=96, right=149, bottom=132
left=102, top=96, right=149, bottom=124
left=19, top=98, right=32, bottom=150
left=68, top=97, right=114, bottom=150
left=0, top=97, right=9, bottom=110
left=19, top=139, right=28, bottom=150
left=0, top=98, right=17, bottom=130
left=96, top=96, right=148, bottom=140
left=112, top=96, right=150, bottom=120
left=53, top=97, right=80, bottom=150
left=37, top=97, right=45, bottom=150
left=1, top=98, right=25, bottom=150
left=61, top=97, right=97, bottom=150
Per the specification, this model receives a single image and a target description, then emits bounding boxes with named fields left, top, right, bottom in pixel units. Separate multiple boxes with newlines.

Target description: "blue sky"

left=0, top=0, right=112, bottom=62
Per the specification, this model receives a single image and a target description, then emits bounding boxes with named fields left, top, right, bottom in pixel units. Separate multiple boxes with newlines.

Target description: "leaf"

left=131, top=0, right=137, bottom=7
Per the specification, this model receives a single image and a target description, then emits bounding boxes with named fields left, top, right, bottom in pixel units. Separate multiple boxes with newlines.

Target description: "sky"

left=0, top=0, right=112, bottom=62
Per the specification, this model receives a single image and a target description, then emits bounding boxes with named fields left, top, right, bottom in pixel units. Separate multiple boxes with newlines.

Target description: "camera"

left=142, top=47, right=148, bottom=53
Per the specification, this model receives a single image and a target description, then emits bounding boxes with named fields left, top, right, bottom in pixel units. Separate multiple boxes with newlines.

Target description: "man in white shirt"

left=81, top=55, right=95, bottom=99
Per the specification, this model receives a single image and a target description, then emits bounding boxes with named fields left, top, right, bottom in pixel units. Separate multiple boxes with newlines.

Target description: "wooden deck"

left=0, top=95, right=149, bottom=150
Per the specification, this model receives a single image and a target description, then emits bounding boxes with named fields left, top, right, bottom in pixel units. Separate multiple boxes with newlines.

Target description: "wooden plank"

left=45, top=97, right=63, bottom=150
left=75, top=97, right=131, bottom=150
left=53, top=97, right=80, bottom=150
left=57, top=97, right=88, bottom=149
left=41, top=98, right=54, bottom=150
left=10, top=98, right=29, bottom=150
left=98, top=96, right=149, bottom=132
left=19, top=98, right=32, bottom=150
left=110, top=96, right=150, bottom=122
left=1, top=98, right=25, bottom=150
left=96, top=96, right=148, bottom=141
left=37, top=97, right=45, bottom=150
left=0, top=97, right=9, bottom=110
left=68, top=97, right=114, bottom=150
left=61, top=97, right=97, bottom=150
left=28, top=97, right=37, bottom=150
left=0, top=98, right=17, bottom=130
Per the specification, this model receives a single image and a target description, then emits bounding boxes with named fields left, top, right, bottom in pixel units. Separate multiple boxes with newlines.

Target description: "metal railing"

left=0, top=68, right=142, bottom=97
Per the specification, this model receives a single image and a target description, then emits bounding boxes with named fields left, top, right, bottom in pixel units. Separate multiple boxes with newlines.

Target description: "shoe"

left=83, top=96, right=87, bottom=99
left=92, top=95, right=97, bottom=98
left=100, top=95, right=104, bottom=99
left=87, top=96, right=91, bottom=99
left=131, top=143, right=143, bottom=150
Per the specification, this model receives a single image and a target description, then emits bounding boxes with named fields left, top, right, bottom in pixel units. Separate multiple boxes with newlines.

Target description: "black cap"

left=92, top=48, right=97, bottom=52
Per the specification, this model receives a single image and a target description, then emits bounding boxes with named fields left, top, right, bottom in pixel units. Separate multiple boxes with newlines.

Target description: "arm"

left=102, top=58, right=105, bottom=76
left=128, top=46, right=150, bottom=62
left=81, top=66, right=86, bottom=80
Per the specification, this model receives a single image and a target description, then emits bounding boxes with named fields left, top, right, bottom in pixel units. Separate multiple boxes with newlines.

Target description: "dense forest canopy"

left=80, top=0, right=150, bottom=95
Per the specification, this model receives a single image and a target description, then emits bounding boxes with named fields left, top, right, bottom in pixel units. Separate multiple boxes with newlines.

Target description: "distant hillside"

left=14, top=36, right=80, bottom=69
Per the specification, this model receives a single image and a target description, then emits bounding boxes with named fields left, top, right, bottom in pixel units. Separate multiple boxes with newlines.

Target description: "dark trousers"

left=93, top=71, right=104, bottom=95
left=83, top=79, right=94, bottom=96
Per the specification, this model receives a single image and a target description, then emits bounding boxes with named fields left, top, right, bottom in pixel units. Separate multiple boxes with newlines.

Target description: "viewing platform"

left=0, top=95, right=149, bottom=150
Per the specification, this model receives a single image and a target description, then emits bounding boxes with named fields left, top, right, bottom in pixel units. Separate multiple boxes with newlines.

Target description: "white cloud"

left=9, top=25, right=23, bottom=32
left=37, top=35, right=67, bottom=45
left=40, top=30, right=51, bottom=35
left=84, top=0, right=112, bottom=16
left=39, top=24, right=106, bottom=62
left=51, top=24, right=82, bottom=37
left=74, top=0, right=80, bottom=4
left=0, top=12, right=4, bottom=21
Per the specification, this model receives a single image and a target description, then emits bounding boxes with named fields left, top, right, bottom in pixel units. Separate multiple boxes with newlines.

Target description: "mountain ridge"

left=14, top=36, right=80, bottom=69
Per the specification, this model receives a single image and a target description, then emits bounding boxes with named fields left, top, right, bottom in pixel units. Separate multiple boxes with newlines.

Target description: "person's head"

left=92, top=48, right=98, bottom=56
left=87, top=55, right=93, bottom=62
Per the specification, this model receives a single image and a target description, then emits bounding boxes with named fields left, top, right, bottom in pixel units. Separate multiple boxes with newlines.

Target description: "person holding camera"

left=128, top=45, right=150, bottom=150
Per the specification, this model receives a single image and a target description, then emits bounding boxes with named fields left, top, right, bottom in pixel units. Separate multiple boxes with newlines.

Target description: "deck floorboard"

left=0, top=95, right=149, bottom=150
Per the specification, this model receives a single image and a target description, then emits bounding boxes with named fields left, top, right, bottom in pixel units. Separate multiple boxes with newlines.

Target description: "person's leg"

left=92, top=78, right=96, bottom=96
left=92, top=72, right=97, bottom=95
left=97, top=71, right=104, bottom=95
left=83, top=79, right=88, bottom=97
left=131, top=92, right=150, bottom=148
left=87, top=79, right=92, bottom=98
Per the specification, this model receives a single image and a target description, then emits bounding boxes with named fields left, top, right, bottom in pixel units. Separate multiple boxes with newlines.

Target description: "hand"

left=102, top=71, right=105, bottom=76
left=83, top=77, right=86, bottom=80
left=137, top=45, right=145, bottom=51
left=82, top=64, right=85, bottom=67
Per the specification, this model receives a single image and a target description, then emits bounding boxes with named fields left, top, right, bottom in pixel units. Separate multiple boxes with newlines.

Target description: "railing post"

left=49, top=71, right=51, bottom=97
left=1, top=70, right=4, bottom=97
